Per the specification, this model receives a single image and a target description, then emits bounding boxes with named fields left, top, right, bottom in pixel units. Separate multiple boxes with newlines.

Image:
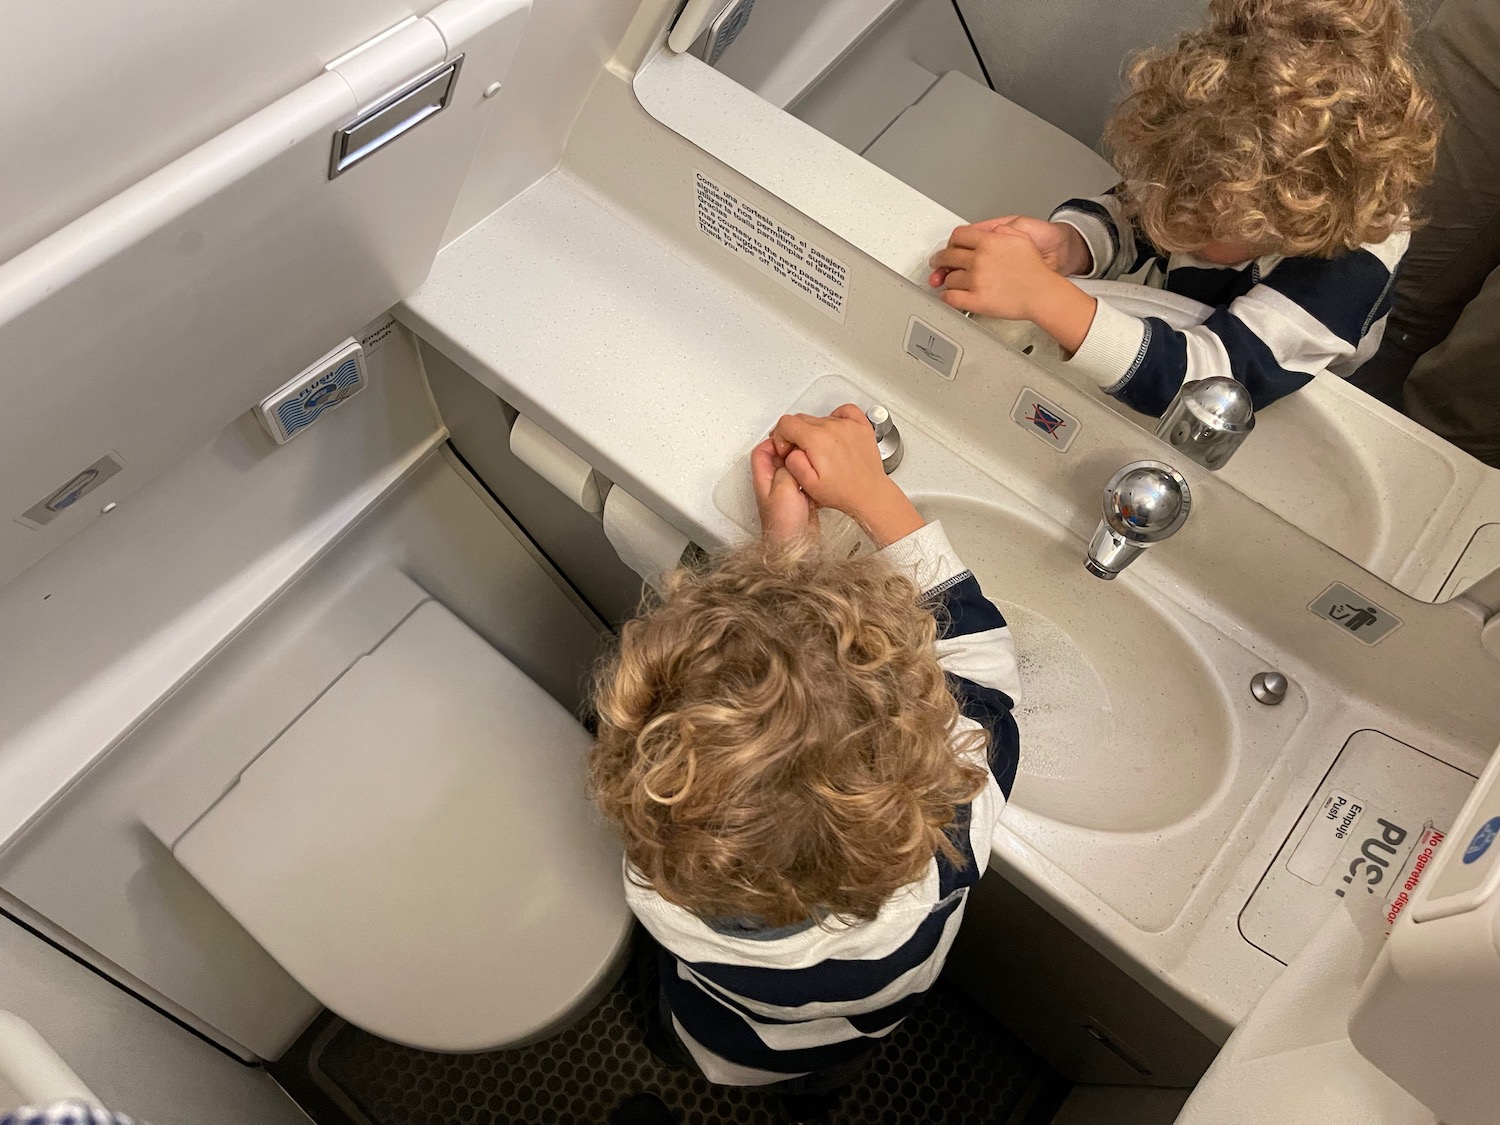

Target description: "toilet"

left=144, top=569, right=631, bottom=1053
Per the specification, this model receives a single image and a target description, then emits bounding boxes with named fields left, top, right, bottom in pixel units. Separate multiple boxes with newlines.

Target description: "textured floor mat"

left=306, top=972, right=1062, bottom=1125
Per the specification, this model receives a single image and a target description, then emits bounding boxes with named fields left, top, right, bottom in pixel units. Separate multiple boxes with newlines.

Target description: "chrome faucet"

left=1085, top=460, right=1192, bottom=579
left=866, top=404, right=903, bottom=474
left=1155, top=377, right=1255, bottom=471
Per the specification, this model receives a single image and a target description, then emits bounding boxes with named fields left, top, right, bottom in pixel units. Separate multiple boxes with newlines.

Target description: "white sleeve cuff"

left=876, top=520, right=968, bottom=594
left=1050, top=212, right=1113, bottom=279
left=1065, top=298, right=1148, bottom=390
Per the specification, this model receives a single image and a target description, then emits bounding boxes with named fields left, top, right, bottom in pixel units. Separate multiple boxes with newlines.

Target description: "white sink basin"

left=714, top=374, right=1307, bottom=932
left=921, top=495, right=1232, bottom=833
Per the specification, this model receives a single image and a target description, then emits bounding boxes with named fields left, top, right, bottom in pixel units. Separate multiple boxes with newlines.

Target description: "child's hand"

left=926, top=223, right=1061, bottom=319
left=770, top=406, right=925, bottom=548
left=927, top=224, right=1100, bottom=353
left=924, top=213, right=1092, bottom=288
left=927, top=217, right=1091, bottom=288
left=751, top=437, right=815, bottom=545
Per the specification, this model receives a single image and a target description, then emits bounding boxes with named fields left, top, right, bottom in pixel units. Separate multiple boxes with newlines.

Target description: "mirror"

left=634, top=0, right=1500, bottom=605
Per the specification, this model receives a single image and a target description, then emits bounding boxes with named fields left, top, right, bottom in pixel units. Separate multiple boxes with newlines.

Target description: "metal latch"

left=329, top=57, right=463, bottom=178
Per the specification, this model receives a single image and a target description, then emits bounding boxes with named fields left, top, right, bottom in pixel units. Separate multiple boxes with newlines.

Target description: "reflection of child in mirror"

left=928, top=0, right=1441, bottom=418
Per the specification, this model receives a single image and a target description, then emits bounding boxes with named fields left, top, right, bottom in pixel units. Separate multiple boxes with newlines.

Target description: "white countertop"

left=400, top=169, right=833, bottom=552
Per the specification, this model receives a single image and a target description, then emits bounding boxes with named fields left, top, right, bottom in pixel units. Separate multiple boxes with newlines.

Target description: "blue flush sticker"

left=1463, top=816, right=1500, bottom=865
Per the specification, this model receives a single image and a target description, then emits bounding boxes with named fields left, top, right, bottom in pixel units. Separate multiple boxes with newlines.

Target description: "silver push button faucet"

left=866, top=404, right=903, bottom=474
left=1086, top=460, right=1192, bottom=579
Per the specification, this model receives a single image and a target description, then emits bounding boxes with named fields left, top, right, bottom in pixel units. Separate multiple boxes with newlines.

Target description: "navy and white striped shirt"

left=624, top=521, right=1020, bottom=1086
left=1051, top=190, right=1407, bottom=416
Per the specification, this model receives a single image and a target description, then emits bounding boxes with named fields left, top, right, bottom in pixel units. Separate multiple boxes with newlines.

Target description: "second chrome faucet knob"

left=1156, top=377, right=1255, bottom=471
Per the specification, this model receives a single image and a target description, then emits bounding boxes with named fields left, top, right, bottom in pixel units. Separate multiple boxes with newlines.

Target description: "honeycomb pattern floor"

left=302, top=973, right=1062, bottom=1125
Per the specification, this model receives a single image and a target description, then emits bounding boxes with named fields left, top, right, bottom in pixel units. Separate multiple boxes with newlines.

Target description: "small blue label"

left=1463, top=816, right=1500, bottom=865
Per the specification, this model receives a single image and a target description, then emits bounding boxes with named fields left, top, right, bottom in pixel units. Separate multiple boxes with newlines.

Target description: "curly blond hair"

left=588, top=538, right=988, bottom=927
left=1105, top=0, right=1441, bottom=257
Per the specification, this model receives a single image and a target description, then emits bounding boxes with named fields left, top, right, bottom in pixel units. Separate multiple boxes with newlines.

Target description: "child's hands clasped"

left=769, top=405, right=925, bottom=548
left=751, top=436, right=815, bottom=546
left=927, top=216, right=1091, bottom=296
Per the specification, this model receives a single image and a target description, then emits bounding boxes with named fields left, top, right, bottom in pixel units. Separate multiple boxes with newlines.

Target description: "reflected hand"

left=927, top=217, right=1090, bottom=289
left=927, top=224, right=1059, bottom=320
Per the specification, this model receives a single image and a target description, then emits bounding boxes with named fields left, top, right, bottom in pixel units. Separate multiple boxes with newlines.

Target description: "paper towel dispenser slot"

left=330, top=58, right=463, bottom=178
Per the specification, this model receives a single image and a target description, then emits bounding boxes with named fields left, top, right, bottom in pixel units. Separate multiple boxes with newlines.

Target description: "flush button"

left=17, top=453, right=126, bottom=529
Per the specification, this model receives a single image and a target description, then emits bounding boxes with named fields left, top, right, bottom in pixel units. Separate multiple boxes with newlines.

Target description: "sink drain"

left=1250, top=671, right=1289, bottom=705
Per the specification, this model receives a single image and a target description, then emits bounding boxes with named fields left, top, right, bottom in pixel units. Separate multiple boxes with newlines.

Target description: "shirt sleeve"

left=1050, top=190, right=1159, bottom=280
left=877, top=521, right=1022, bottom=797
left=1065, top=246, right=1399, bottom=416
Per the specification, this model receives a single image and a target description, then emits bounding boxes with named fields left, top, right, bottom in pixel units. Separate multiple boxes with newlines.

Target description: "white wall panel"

left=0, top=0, right=529, bottom=592
left=0, top=915, right=310, bottom=1125
left=443, top=0, right=640, bottom=242
left=0, top=0, right=442, bottom=265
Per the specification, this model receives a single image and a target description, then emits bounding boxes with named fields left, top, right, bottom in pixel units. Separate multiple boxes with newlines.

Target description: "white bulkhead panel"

left=0, top=0, right=530, bottom=589
left=0, top=0, right=441, bottom=265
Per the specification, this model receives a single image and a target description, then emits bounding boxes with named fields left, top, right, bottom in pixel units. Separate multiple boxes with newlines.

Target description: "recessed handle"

left=329, top=58, right=462, bottom=178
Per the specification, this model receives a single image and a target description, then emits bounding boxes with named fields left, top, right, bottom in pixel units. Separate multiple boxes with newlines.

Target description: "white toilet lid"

left=863, top=70, right=1120, bottom=224
left=172, top=598, right=630, bottom=1052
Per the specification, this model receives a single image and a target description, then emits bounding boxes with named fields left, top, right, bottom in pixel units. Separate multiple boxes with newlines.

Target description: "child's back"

left=589, top=409, right=1021, bottom=1093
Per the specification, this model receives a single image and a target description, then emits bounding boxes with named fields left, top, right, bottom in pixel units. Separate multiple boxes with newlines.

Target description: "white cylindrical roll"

left=509, top=415, right=604, bottom=514
left=0, top=1012, right=102, bottom=1106
left=602, top=487, right=692, bottom=593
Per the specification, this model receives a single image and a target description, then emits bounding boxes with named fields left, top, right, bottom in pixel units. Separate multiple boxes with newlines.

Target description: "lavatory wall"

left=0, top=0, right=443, bottom=265
left=0, top=916, right=310, bottom=1125
left=953, top=0, right=1207, bottom=148
left=0, top=0, right=635, bottom=262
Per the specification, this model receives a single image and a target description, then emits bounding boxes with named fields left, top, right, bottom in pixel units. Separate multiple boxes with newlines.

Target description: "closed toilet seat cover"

left=863, top=70, right=1119, bottom=225
left=171, top=598, right=630, bottom=1052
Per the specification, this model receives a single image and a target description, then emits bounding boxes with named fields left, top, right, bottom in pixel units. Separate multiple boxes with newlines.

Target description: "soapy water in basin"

left=918, top=496, right=1232, bottom=833
left=994, top=601, right=1113, bottom=786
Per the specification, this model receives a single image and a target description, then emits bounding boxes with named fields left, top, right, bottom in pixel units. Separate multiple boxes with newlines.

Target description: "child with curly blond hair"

left=588, top=407, right=1020, bottom=1106
left=928, top=0, right=1442, bottom=415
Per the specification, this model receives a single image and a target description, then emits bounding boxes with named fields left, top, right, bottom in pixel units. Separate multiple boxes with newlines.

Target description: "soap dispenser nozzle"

left=866, top=404, right=903, bottom=474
